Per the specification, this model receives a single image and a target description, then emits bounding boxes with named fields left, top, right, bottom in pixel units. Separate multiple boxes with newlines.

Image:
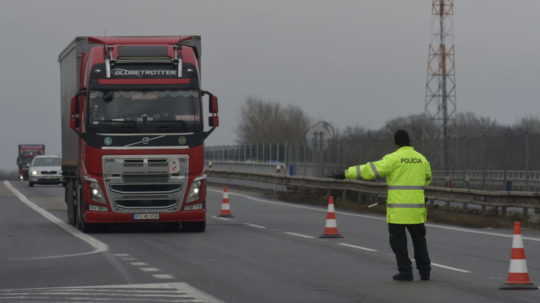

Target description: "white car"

left=28, top=155, right=62, bottom=187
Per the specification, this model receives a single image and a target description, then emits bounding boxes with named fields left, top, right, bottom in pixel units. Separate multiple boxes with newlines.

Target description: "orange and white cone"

left=218, top=187, right=233, bottom=218
left=320, top=196, right=343, bottom=238
left=500, top=221, right=537, bottom=290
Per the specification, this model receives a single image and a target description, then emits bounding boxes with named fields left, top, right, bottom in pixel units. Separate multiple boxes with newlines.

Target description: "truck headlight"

left=31, top=170, right=38, bottom=176
left=187, top=180, right=202, bottom=203
left=89, top=181, right=106, bottom=203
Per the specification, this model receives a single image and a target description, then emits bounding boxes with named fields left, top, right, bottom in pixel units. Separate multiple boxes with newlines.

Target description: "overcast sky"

left=1, top=0, right=539, bottom=169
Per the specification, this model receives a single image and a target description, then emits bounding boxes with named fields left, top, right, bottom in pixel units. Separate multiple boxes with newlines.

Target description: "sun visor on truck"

left=89, top=63, right=199, bottom=90
left=117, top=45, right=169, bottom=59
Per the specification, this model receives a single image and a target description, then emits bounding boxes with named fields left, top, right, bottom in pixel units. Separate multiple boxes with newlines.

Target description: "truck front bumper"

left=84, top=209, right=205, bottom=224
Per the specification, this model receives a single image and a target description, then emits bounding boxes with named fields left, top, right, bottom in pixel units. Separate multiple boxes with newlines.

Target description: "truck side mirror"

left=209, top=95, right=218, bottom=114
left=209, top=116, right=219, bottom=128
left=202, top=90, right=219, bottom=129
left=69, top=96, right=81, bottom=132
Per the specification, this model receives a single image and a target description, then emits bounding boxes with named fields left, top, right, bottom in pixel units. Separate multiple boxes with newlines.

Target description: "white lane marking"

left=130, top=262, right=148, bottom=266
left=113, top=253, right=130, bottom=257
left=210, top=188, right=540, bottom=242
left=0, top=291, right=185, bottom=302
left=339, top=243, right=469, bottom=273
left=0, top=282, right=224, bottom=303
left=140, top=267, right=160, bottom=272
left=431, top=262, right=471, bottom=273
left=245, top=223, right=266, bottom=229
left=284, top=232, right=315, bottom=239
left=338, top=242, right=378, bottom=252
left=212, top=215, right=231, bottom=221
left=425, top=224, right=540, bottom=242
left=4, top=181, right=108, bottom=258
left=409, top=259, right=471, bottom=273
left=152, top=274, right=175, bottom=279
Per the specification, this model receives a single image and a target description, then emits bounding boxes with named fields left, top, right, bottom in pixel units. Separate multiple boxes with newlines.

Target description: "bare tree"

left=514, top=115, right=540, bottom=133
left=383, top=114, right=439, bottom=142
left=453, top=112, right=501, bottom=137
left=236, top=97, right=311, bottom=144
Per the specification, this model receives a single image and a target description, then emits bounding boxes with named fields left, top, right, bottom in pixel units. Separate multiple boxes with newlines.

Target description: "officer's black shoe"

left=392, top=272, right=413, bottom=281
left=419, top=271, right=430, bottom=281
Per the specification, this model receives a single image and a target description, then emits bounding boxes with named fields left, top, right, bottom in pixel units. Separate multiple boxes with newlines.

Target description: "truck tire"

left=75, top=184, right=95, bottom=233
left=28, top=182, right=34, bottom=187
left=182, top=221, right=206, bottom=233
left=66, top=182, right=76, bottom=226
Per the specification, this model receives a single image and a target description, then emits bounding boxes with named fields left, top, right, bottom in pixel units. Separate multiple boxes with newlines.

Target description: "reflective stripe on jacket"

left=345, top=146, right=432, bottom=224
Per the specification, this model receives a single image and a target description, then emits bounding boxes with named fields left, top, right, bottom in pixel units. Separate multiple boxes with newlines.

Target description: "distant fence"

left=206, top=133, right=540, bottom=172
left=205, top=142, right=540, bottom=191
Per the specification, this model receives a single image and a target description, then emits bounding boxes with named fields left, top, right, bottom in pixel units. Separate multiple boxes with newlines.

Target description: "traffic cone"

left=320, top=196, right=343, bottom=238
left=500, top=222, right=537, bottom=290
left=218, top=187, right=233, bottom=218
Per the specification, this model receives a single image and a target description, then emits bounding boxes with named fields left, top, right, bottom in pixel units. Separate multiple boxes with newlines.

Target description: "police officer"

left=344, top=129, right=432, bottom=281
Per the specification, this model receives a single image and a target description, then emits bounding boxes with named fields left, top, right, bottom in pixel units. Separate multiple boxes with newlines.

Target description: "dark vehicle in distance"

left=17, top=144, right=45, bottom=180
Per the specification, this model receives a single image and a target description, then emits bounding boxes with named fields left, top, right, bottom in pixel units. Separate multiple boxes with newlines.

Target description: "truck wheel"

left=76, top=200, right=95, bottom=233
left=67, top=202, right=76, bottom=226
left=76, top=185, right=95, bottom=233
left=182, top=221, right=206, bottom=233
left=28, top=182, right=34, bottom=187
left=66, top=183, right=76, bottom=226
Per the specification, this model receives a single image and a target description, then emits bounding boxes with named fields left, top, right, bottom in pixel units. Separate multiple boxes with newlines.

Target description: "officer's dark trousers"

left=388, top=223, right=431, bottom=274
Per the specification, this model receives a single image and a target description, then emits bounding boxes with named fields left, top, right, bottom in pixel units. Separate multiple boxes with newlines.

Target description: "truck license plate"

left=133, top=213, right=160, bottom=220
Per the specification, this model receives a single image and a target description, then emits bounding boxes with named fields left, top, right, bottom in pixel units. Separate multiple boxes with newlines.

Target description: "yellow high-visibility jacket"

left=345, top=146, right=432, bottom=224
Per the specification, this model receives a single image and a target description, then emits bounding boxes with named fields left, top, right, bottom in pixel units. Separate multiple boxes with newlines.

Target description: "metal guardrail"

left=206, top=169, right=540, bottom=217
left=208, top=160, right=540, bottom=191
left=432, top=170, right=540, bottom=191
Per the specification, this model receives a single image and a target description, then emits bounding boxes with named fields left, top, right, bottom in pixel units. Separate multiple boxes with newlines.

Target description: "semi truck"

left=17, top=144, right=46, bottom=180
left=59, top=36, right=219, bottom=232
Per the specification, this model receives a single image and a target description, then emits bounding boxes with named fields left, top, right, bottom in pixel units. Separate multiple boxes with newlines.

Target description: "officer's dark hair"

left=394, top=129, right=411, bottom=146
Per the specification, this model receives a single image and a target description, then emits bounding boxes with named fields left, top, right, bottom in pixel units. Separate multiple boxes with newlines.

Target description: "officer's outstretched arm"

left=344, top=163, right=377, bottom=180
left=344, top=166, right=361, bottom=180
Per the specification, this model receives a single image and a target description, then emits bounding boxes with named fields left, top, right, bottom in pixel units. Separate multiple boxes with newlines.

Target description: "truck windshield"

left=88, top=90, right=201, bottom=132
left=20, top=157, right=33, bottom=167
left=33, top=158, right=61, bottom=167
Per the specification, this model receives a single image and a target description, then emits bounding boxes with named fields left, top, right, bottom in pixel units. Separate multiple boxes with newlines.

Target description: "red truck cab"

left=59, top=36, right=219, bottom=232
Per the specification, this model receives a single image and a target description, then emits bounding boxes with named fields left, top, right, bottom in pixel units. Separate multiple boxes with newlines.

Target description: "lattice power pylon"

left=424, top=0, right=456, bottom=170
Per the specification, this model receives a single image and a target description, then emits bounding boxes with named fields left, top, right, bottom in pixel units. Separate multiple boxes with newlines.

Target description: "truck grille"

left=111, top=184, right=181, bottom=193
left=122, top=175, right=170, bottom=183
left=102, top=155, right=188, bottom=213
left=116, top=200, right=177, bottom=208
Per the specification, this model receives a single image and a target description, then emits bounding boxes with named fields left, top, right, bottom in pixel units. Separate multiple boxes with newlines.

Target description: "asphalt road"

left=1, top=180, right=539, bottom=303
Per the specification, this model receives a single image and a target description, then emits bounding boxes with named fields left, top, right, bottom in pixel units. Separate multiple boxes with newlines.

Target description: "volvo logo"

left=124, top=135, right=166, bottom=147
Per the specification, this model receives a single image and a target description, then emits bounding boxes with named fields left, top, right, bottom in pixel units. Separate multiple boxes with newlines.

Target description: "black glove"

left=331, top=172, right=346, bottom=180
